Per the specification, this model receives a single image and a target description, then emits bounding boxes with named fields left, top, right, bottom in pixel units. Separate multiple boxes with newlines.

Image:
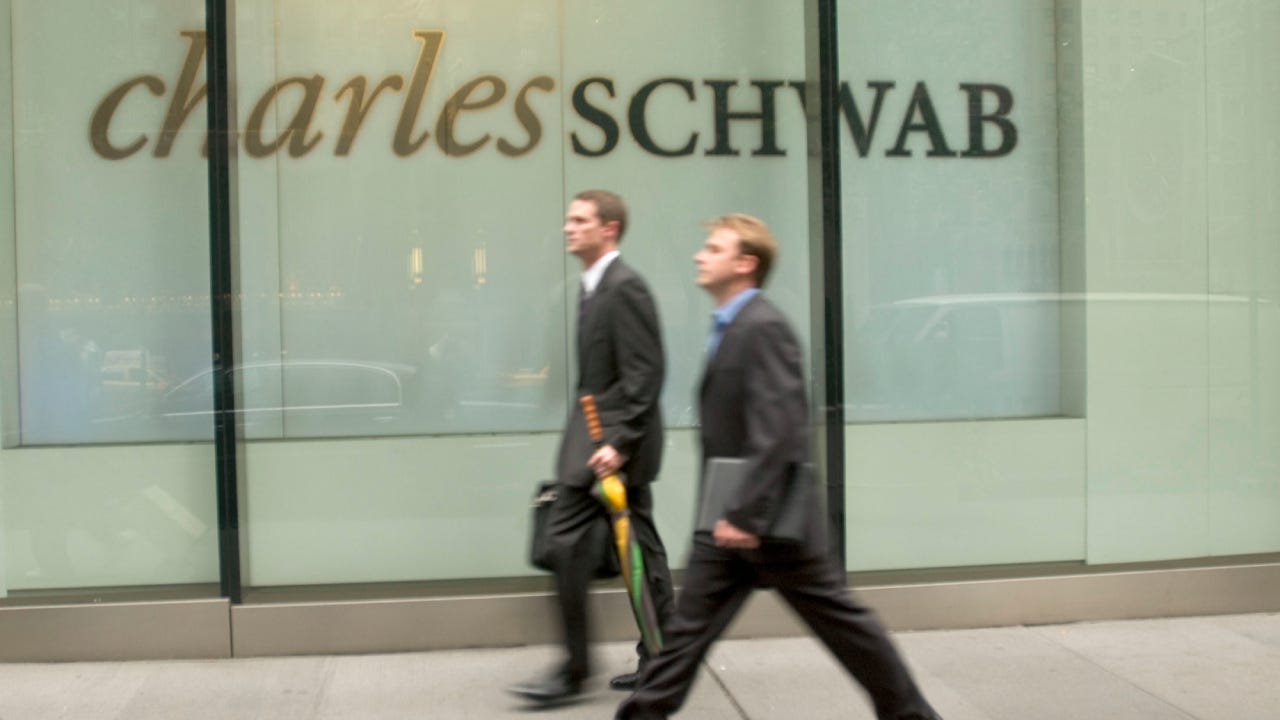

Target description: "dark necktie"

left=577, top=284, right=590, bottom=350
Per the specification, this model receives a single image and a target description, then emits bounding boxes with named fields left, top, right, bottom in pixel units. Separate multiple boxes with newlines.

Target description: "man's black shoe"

left=508, top=673, right=584, bottom=703
left=609, top=671, right=640, bottom=691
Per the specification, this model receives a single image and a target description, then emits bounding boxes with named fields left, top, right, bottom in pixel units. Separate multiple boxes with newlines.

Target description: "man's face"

left=563, top=199, right=614, bottom=261
left=694, top=226, right=748, bottom=293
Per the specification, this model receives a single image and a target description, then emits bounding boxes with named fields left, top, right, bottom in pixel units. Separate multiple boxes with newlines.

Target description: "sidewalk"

left=0, top=612, right=1276, bottom=719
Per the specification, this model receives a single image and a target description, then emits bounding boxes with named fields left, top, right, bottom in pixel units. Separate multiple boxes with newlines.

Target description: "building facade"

left=1, top=0, right=1278, bottom=660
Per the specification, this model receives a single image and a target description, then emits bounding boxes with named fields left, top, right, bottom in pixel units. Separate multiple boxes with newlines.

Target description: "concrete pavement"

left=0, top=612, right=1277, bottom=719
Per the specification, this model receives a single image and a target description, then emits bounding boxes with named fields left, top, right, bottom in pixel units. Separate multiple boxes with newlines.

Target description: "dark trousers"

left=547, top=480, right=675, bottom=680
left=616, top=538, right=938, bottom=720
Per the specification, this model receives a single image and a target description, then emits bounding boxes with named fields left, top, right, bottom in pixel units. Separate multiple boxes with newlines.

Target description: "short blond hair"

left=706, top=213, right=777, bottom=287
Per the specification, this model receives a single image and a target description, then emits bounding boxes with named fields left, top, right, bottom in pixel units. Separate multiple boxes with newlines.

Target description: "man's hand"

left=587, top=444, right=625, bottom=479
left=713, top=520, right=760, bottom=549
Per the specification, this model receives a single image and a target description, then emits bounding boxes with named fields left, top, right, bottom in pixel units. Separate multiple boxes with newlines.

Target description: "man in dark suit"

left=616, top=214, right=940, bottom=720
left=510, top=190, right=675, bottom=703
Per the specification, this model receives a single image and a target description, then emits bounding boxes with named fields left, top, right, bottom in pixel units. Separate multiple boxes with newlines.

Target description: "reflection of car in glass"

left=850, top=292, right=1279, bottom=423
left=100, top=365, right=169, bottom=390
left=850, top=294, right=1061, bottom=422
left=154, top=359, right=420, bottom=439
left=97, top=354, right=172, bottom=422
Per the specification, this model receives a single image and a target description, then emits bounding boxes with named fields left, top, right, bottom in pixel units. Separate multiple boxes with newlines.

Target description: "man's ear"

left=736, top=252, right=759, bottom=278
left=603, top=220, right=621, bottom=242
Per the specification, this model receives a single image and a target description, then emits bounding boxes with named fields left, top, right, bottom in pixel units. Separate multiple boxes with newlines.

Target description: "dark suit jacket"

left=699, top=294, right=824, bottom=550
left=556, top=258, right=665, bottom=490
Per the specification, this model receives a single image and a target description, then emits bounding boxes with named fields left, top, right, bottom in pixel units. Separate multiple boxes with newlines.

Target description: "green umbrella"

left=580, top=395, right=664, bottom=656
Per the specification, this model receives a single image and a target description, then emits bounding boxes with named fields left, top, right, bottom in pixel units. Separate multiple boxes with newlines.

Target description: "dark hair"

left=573, top=189, right=627, bottom=241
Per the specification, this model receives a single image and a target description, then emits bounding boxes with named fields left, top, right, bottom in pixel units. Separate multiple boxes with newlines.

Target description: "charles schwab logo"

left=89, top=31, right=1018, bottom=161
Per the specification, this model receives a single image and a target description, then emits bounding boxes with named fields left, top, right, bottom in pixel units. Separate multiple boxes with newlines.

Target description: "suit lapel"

left=578, top=259, right=622, bottom=371
left=699, top=294, right=758, bottom=397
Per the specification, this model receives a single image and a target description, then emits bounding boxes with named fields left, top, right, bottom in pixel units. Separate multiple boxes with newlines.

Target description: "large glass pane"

left=0, top=0, right=218, bottom=594
left=563, top=0, right=811, bottom=425
left=840, top=0, right=1280, bottom=572
left=1205, top=0, right=1280, bottom=557
left=1084, top=0, right=1280, bottom=563
left=839, top=0, right=1085, bottom=571
left=841, top=0, right=1063, bottom=424
left=238, top=0, right=569, bottom=584
left=238, top=0, right=811, bottom=586
left=251, top=3, right=567, bottom=440
left=562, top=0, right=810, bottom=574
left=14, top=3, right=214, bottom=445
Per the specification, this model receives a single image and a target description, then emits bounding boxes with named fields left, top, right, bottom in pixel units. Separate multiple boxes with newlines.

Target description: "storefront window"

left=841, top=0, right=1063, bottom=424
left=840, top=0, right=1280, bottom=571
left=2, top=0, right=1276, bottom=600
left=239, top=0, right=812, bottom=585
left=0, top=0, right=218, bottom=593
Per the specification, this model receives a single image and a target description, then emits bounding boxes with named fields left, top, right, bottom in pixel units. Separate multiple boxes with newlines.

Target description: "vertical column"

left=205, top=0, right=245, bottom=602
left=804, top=0, right=846, bottom=565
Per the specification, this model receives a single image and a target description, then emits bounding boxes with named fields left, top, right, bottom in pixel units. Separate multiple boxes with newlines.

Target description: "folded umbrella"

left=579, top=395, right=663, bottom=656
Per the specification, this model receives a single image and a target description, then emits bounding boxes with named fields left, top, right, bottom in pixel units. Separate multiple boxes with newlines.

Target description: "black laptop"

left=695, top=458, right=812, bottom=543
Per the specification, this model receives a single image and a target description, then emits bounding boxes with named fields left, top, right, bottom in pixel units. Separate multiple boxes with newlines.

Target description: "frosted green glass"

left=1, top=1, right=219, bottom=593
left=241, top=0, right=808, bottom=583
left=846, top=420, right=1086, bottom=571
left=3, top=0, right=1279, bottom=594
left=1, top=445, right=219, bottom=590
left=1204, top=0, right=1280, bottom=557
left=839, top=0, right=1064, bottom=423
left=245, top=430, right=701, bottom=585
left=11, top=0, right=213, bottom=445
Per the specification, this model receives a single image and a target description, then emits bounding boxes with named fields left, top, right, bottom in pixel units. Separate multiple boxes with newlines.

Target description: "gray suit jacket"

left=698, top=294, right=824, bottom=550
left=555, top=258, right=665, bottom=490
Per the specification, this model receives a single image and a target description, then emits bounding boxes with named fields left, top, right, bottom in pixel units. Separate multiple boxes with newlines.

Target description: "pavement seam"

left=1026, top=625, right=1202, bottom=720
left=703, top=659, right=752, bottom=720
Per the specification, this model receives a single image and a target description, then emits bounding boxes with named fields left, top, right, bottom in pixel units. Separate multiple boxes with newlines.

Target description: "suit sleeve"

left=595, top=276, right=664, bottom=458
left=723, top=316, right=806, bottom=536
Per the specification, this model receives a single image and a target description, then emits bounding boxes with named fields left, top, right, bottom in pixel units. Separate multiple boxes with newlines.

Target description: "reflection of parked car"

left=850, top=294, right=1060, bottom=422
left=850, top=292, right=1278, bottom=423
left=97, top=354, right=172, bottom=421
left=100, top=365, right=169, bottom=390
left=155, top=359, right=420, bottom=439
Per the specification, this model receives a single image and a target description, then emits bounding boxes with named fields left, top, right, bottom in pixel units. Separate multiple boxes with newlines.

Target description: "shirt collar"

left=580, top=250, right=620, bottom=294
left=713, top=287, right=761, bottom=330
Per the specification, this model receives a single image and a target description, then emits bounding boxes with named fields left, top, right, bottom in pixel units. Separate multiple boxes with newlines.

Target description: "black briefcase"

left=529, top=480, right=621, bottom=579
